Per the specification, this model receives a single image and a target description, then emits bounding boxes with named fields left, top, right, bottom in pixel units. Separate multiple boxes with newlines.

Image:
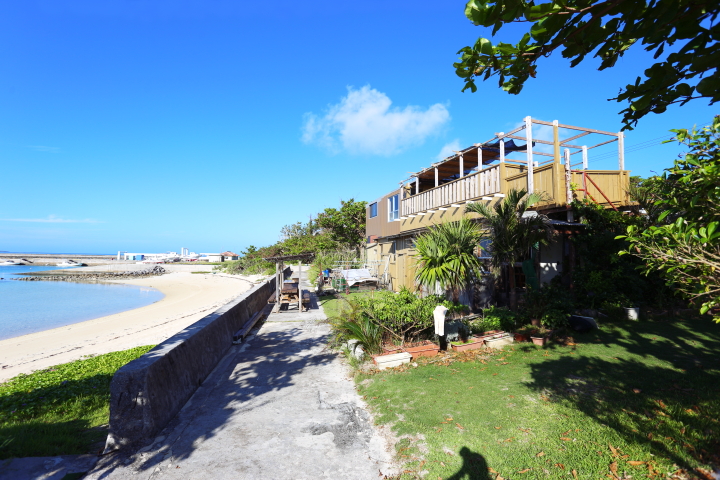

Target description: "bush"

left=541, top=308, right=569, bottom=330
left=468, top=306, right=518, bottom=334
left=521, top=277, right=574, bottom=323
left=331, top=288, right=454, bottom=345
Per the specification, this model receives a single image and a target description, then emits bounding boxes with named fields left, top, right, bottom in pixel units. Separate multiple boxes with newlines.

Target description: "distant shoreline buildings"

left=117, top=249, right=239, bottom=263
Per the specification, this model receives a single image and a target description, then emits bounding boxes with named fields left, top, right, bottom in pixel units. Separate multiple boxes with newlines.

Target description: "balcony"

left=401, top=165, right=501, bottom=216
left=399, top=116, right=632, bottom=219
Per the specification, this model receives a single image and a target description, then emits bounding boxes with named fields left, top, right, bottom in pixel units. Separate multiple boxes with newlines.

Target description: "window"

left=369, top=202, right=378, bottom=218
left=388, top=194, right=399, bottom=221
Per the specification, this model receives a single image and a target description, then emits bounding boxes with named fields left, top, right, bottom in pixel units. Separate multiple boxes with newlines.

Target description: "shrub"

left=521, top=277, right=574, bottom=322
left=541, top=308, right=569, bottom=330
left=468, top=305, right=518, bottom=334
left=331, top=288, right=453, bottom=345
left=330, top=303, right=383, bottom=356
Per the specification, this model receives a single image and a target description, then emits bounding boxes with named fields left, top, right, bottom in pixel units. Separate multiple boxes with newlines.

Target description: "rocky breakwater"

left=14, top=266, right=167, bottom=282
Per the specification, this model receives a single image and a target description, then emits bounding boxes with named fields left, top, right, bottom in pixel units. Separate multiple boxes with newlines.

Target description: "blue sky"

left=0, top=1, right=715, bottom=254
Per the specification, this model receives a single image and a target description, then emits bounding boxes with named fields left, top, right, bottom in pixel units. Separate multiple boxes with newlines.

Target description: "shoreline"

left=0, top=271, right=264, bottom=383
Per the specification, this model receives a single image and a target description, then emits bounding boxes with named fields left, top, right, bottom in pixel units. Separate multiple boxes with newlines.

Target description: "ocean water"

left=0, top=265, right=164, bottom=340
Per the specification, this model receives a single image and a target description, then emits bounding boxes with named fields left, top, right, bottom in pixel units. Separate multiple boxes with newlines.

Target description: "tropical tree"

left=413, top=217, right=485, bottom=302
left=620, top=117, right=720, bottom=321
left=315, top=199, right=368, bottom=252
left=465, top=188, right=553, bottom=300
left=454, top=0, right=720, bottom=129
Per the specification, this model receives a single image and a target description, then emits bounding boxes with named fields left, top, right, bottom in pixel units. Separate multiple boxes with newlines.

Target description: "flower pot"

left=531, top=336, right=547, bottom=346
left=530, top=318, right=541, bottom=326
left=450, top=336, right=486, bottom=352
left=514, top=333, right=530, bottom=342
left=402, top=341, right=440, bottom=359
left=624, top=307, right=640, bottom=320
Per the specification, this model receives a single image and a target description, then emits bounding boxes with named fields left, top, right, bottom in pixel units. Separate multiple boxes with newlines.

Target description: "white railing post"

left=525, top=116, right=534, bottom=194
left=582, top=145, right=588, bottom=170
left=435, top=167, right=438, bottom=187
left=415, top=177, right=419, bottom=195
left=498, top=135, right=504, bottom=163
left=618, top=132, right=625, bottom=170
left=459, top=154, right=464, bottom=178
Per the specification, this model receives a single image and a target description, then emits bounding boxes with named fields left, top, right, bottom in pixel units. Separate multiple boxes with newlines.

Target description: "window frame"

left=369, top=202, right=378, bottom=218
left=388, top=194, right=399, bottom=221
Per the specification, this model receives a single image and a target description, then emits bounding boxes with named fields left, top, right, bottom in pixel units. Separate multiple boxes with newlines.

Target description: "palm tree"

left=413, top=217, right=484, bottom=302
left=465, top=188, right=553, bottom=304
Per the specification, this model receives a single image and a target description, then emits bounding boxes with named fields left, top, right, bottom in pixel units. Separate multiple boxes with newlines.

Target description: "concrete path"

left=85, top=271, right=395, bottom=480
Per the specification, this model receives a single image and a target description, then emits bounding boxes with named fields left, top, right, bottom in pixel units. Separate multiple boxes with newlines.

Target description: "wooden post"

left=435, top=167, right=438, bottom=187
left=553, top=120, right=561, bottom=164
left=564, top=149, right=575, bottom=222
left=298, top=261, right=302, bottom=312
left=499, top=161, right=507, bottom=195
left=582, top=145, right=588, bottom=170
left=525, top=116, right=534, bottom=194
left=459, top=154, right=464, bottom=178
left=498, top=135, right=505, bottom=163
left=273, top=261, right=281, bottom=313
left=415, top=177, right=419, bottom=195
left=618, top=132, right=625, bottom=170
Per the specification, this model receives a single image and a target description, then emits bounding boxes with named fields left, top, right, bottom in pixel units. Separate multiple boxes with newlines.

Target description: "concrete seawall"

left=104, top=268, right=289, bottom=451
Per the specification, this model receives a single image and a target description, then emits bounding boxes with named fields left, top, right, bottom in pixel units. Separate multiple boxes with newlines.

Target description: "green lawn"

left=0, top=345, right=153, bottom=459
left=357, top=317, right=720, bottom=479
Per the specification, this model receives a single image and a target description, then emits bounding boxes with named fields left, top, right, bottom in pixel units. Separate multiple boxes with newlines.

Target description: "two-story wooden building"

left=365, top=116, right=632, bottom=293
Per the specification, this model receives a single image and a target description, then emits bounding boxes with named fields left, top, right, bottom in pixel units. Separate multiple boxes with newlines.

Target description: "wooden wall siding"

left=401, top=166, right=500, bottom=216
left=366, top=189, right=401, bottom=239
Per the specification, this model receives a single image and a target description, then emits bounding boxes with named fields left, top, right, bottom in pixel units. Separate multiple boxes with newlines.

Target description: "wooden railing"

left=401, top=166, right=501, bottom=216
left=400, top=162, right=630, bottom=217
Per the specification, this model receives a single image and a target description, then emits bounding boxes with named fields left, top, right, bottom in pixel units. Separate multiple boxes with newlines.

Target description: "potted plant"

left=513, top=325, right=534, bottom=342
left=530, top=326, right=551, bottom=346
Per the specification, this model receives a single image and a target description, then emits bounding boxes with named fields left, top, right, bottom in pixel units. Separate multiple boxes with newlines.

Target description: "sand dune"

left=0, top=271, right=262, bottom=382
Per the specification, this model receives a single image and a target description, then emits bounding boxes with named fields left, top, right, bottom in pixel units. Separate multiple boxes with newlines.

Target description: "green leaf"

left=696, top=75, right=720, bottom=97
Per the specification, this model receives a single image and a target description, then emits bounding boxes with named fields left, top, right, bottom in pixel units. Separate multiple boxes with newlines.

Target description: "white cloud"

left=0, top=215, right=102, bottom=224
left=302, top=85, right=450, bottom=155
left=28, top=145, right=60, bottom=153
left=437, top=139, right=461, bottom=161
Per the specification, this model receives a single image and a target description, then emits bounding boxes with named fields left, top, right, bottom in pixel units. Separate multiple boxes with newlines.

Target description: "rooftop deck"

left=400, top=116, right=631, bottom=218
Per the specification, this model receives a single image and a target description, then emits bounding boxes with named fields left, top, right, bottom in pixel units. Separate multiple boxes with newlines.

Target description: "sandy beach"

left=0, top=271, right=264, bottom=382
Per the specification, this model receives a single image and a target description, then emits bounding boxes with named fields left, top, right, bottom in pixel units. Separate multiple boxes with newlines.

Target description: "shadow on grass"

left=0, top=372, right=116, bottom=459
left=446, top=447, right=492, bottom=480
left=0, top=419, right=102, bottom=459
left=523, top=318, right=720, bottom=471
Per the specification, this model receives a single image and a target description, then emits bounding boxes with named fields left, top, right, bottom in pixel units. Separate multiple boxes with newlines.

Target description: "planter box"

left=373, top=352, right=412, bottom=370
left=450, top=337, right=486, bottom=352
left=485, top=333, right=514, bottom=350
left=402, top=341, right=440, bottom=359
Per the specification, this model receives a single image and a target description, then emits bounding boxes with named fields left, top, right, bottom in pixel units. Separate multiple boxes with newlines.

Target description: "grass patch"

left=0, top=345, right=154, bottom=459
left=357, top=317, right=720, bottom=479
